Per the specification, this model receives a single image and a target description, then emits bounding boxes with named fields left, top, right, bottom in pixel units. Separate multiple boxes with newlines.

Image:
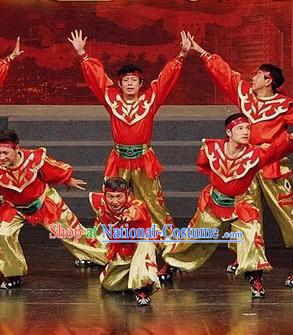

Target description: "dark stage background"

left=0, top=0, right=292, bottom=105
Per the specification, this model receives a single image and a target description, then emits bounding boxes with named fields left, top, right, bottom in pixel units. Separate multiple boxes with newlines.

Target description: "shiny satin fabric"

left=257, top=170, right=293, bottom=248
left=163, top=205, right=272, bottom=276
left=228, top=176, right=263, bottom=254
left=235, top=168, right=293, bottom=249
left=100, top=241, right=160, bottom=294
left=0, top=188, right=108, bottom=278
left=117, top=168, right=174, bottom=232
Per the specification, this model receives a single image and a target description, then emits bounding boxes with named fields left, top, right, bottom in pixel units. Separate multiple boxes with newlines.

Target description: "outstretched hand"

left=187, top=32, right=206, bottom=54
left=9, top=37, right=24, bottom=60
left=67, top=178, right=87, bottom=191
left=67, top=30, right=87, bottom=56
left=179, top=31, right=191, bottom=58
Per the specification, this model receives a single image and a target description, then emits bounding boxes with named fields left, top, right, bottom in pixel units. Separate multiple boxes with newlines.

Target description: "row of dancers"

left=0, top=31, right=292, bottom=305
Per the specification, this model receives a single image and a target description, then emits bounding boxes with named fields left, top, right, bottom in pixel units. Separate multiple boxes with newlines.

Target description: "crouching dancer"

left=163, top=113, right=293, bottom=298
left=0, top=129, right=107, bottom=289
left=89, top=177, right=160, bottom=306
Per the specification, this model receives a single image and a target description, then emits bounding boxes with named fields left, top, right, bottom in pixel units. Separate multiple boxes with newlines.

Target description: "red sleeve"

left=259, top=133, right=293, bottom=168
left=196, top=142, right=211, bottom=176
left=80, top=54, right=114, bottom=104
left=149, top=57, right=183, bottom=114
left=123, top=201, right=152, bottom=230
left=284, top=104, right=293, bottom=126
left=203, top=54, right=242, bottom=105
left=0, top=58, right=10, bottom=88
left=40, top=156, right=73, bottom=185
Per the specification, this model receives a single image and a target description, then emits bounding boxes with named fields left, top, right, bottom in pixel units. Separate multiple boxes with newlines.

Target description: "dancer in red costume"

left=188, top=33, right=293, bottom=287
left=68, top=30, right=191, bottom=280
left=89, top=177, right=160, bottom=306
left=0, top=37, right=23, bottom=87
left=163, top=114, right=293, bottom=298
left=0, top=129, right=107, bottom=289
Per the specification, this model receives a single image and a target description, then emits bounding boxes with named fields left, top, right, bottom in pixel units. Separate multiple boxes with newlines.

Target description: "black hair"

left=117, top=64, right=143, bottom=83
left=103, top=177, right=129, bottom=192
left=0, top=129, right=19, bottom=144
left=224, top=113, right=249, bottom=128
left=259, top=64, right=285, bottom=92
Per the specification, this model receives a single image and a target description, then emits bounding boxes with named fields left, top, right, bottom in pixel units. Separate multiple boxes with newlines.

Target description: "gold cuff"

left=79, top=53, right=90, bottom=63
left=200, top=50, right=208, bottom=58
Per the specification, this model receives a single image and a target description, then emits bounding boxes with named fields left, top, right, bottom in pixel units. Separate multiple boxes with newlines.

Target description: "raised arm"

left=0, top=59, right=9, bottom=88
left=259, top=133, right=293, bottom=168
left=68, top=30, right=113, bottom=104
left=187, top=33, right=241, bottom=105
left=0, top=37, right=23, bottom=87
left=150, top=31, right=191, bottom=112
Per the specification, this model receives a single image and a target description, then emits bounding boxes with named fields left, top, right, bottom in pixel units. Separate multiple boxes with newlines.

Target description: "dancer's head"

left=0, top=129, right=20, bottom=167
left=103, top=177, right=129, bottom=213
left=225, top=113, right=250, bottom=145
left=251, top=64, right=284, bottom=93
left=117, top=64, right=143, bottom=99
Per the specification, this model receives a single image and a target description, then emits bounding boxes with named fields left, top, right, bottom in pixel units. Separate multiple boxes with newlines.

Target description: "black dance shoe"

left=285, top=274, right=293, bottom=288
left=0, top=276, right=21, bottom=290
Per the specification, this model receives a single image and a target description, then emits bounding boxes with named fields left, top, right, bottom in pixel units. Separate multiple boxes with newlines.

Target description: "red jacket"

left=89, top=192, right=152, bottom=260
left=203, top=53, right=293, bottom=179
left=81, top=54, right=184, bottom=178
left=196, top=134, right=293, bottom=220
left=0, top=148, right=72, bottom=225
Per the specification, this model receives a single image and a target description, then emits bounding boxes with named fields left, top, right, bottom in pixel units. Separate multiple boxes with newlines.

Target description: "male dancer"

left=0, top=37, right=23, bottom=87
left=89, top=177, right=160, bottom=306
left=0, top=129, right=107, bottom=289
left=68, top=29, right=191, bottom=279
left=163, top=114, right=293, bottom=298
left=188, top=34, right=293, bottom=286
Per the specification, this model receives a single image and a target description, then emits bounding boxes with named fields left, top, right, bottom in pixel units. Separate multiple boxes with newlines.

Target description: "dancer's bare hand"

left=67, top=30, right=87, bottom=56
left=179, top=31, right=191, bottom=58
left=187, top=32, right=206, bottom=54
left=9, top=37, right=24, bottom=60
left=67, top=178, right=87, bottom=191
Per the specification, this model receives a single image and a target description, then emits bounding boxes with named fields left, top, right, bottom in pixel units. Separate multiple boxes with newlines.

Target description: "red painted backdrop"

left=0, top=0, right=292, bottom=104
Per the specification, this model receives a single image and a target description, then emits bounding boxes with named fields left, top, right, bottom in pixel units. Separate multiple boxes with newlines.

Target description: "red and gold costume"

left=89, top=192, right=160, bottom=293
left=163, top=134, right=293, bottom=275
left=80, top=54, right=184, bottom=229
left=0, top=148, right=107, bottom=278
left=202, top=54, right=293, bottom=247
left=0, top=57, right=10, bottom=87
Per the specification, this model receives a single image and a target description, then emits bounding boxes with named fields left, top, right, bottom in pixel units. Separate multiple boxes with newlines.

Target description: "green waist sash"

left=211, top=188, right=235, bottom=208
left=114, top=144, right=150, bottom=159
left=16, top=198, right=43, bottom=214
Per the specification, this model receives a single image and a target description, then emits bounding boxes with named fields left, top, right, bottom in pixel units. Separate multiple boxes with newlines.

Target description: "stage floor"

left=0, top=225, right=292, bottom=335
